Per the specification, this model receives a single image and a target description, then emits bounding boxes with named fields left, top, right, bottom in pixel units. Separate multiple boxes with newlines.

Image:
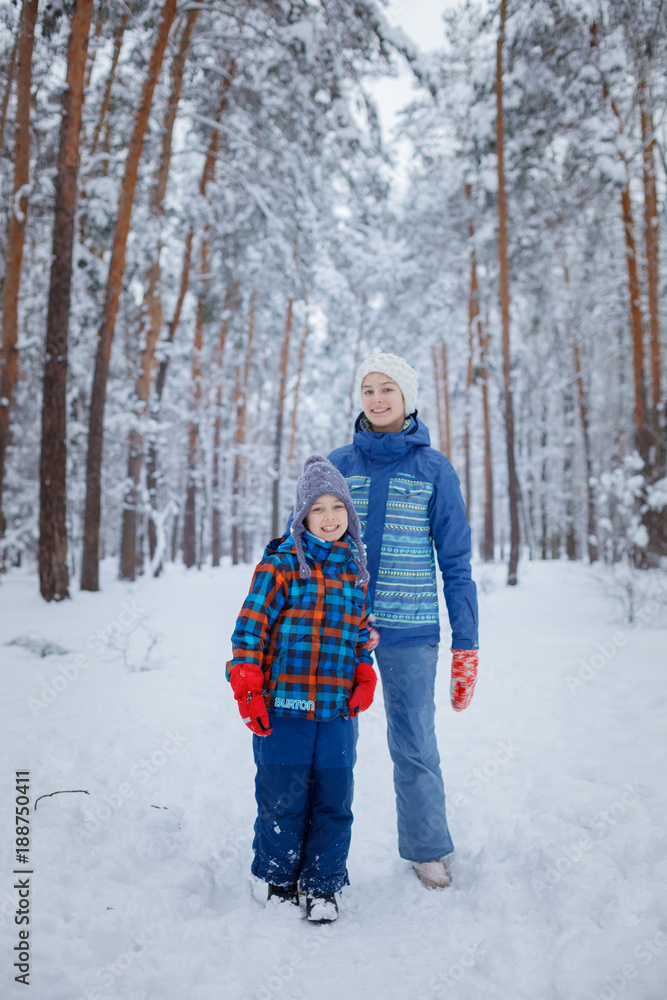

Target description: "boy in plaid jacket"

left=227, top=456, right=377, bottom=923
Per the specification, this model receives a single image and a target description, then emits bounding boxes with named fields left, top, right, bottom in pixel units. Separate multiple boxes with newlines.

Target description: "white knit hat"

left=356, top=353, right=419, bottom=417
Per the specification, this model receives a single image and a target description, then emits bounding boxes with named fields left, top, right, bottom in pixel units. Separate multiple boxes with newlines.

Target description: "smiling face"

left=304, top=494, right=349, bottom=542
left=361, top=371, right=406, bottom=433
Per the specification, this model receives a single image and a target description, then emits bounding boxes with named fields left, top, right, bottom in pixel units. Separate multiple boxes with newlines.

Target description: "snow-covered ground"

left=1, top=557, right=666, bottom=1000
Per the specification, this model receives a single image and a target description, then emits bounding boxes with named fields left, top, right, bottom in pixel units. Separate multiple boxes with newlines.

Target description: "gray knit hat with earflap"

left=290, top=455, right=369, bottom=587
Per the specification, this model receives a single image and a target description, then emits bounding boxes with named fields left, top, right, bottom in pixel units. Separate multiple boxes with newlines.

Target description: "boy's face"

left=305, top=494, right=349, bottom=542
left=361, top=371, right=406, bottom=432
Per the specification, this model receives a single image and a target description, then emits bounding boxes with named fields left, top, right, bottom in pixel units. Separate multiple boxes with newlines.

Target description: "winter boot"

left=267, top=883, right=299, bottom=905
left=305, top=893, right=338, bottom=923
left=413, top=859, right=451, bottom=889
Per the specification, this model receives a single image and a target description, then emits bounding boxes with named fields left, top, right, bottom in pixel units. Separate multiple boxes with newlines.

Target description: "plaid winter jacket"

left=228, top=531, right=373, bottom=722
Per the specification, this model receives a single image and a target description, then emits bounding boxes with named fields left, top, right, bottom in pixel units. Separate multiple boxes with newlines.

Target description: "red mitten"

left=229, top=663, right=264, bottom=702
left=347, top=661, right=377, bottom=717
left=242, top=693, right=272, bottom=736
left=365, top=626, right=380, bottom=652
left=450, top=649, right=478, bottom=712
left=228, top=664, right=272, bottom=736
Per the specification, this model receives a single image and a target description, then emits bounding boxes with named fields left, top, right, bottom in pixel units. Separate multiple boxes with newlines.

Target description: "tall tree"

left=496, top=0, right=521, bottom=586
left=639, top=81, right=662, bottom=461
left=231, top=289, right=256, bottom=565
left=182, top=67, right=237, bottom=569
left=119, top=6, right=200, bottom=581
left=0, top=32, right=18, bottom=154
left=39, top=0, right=96, bottom=601
left=211, top=284, right=236, bottom=569
left=478, top=312, right=494, bottom=562
left=465, top=184, right=479, bottom=515
left=89, top=11, right=128, bottom=161
left=0, top=0, right=38, bottom=542
left=80, top=0, right=178, bottom=592
left=272, top=298, right=294, bottom=538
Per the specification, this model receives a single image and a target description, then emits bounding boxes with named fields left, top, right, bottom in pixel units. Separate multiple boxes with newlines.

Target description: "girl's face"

left=305, top=494, right=349, bottom=542
left=361, top=372, right=406, bottom=433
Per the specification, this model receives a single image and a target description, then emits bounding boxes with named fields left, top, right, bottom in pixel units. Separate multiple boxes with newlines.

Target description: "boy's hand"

left=450, top=649, right=478, bottom=712
left=242, top=693, right=272, bottom=736
left=347, top=661, right=377, bottom=717
left=229, top=664, right=273, bottom=736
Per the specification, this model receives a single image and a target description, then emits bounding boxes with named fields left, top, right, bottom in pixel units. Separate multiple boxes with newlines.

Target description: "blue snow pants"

left=374, top=644, right=454, bottom=862
left=251, top=714, right=355, bottom=895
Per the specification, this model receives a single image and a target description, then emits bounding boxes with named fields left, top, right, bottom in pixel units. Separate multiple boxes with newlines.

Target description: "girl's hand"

left=450, top=649, right=478, bottom=712
left=365, top=626, right=380, bottom=651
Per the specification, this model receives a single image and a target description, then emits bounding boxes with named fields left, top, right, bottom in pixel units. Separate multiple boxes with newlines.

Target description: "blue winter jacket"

left=327, top=414, right=478, bottom=650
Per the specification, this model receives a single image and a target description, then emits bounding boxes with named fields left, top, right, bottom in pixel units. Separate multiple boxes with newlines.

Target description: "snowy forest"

left=2, top=4, right=667, bottom=998
left=0, top=0, right=665, bottom=598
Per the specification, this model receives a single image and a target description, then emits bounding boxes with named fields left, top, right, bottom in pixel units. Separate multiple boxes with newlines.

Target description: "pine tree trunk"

left=211, top=284, right=236, bottom=568
left=639, top=84, right=662, bottom=464
left=231, top=289, right=256, bottom=563
left=89, top=12, right=127, bottom=159
left=182, top=70, right=235, bottom=569
left=119, top=7, right=199, bottom=581
left=287, top=310, right=310, bottom=467
left=83, top=2, right=104, bottom=92
left=183, top=235, right=209, bottom=570
left=441, top=342, right=452, bottom=459
left=272, top=298, right=294, bottom=538
left=0, top=34, right=18, bottom=154
left=0, top=0, right=38, bottom=540
left=592, top=25, right=651, bottom=471
left=563, top=390, right=577, bottom=560
left=620, top=171, right=649, bottom=465
left=210, top=401, right=223, bottom=567
left=80, top=0, right=178, bottom=592
left=432, top=346, right=446, bottom=456
left=479, top=314, right=494, bottom=562
left=230, top=364, right=242, bottom=567
left=464, top=187, right=477, bottom=515
left=496, top=0, right=520, bottom=586
left=147, top=62, right=236, bottom=565
left=639, top=85, right=666, bottom=562
left=571, top=333, right=597, bottom=563
left=38, top=0, right=95, bottom=602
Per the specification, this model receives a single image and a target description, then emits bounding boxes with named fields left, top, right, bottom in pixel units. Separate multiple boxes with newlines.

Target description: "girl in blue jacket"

left=328, top=352, right=479, bottom=889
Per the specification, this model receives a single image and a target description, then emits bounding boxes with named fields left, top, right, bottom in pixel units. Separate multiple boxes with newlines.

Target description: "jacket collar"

left=352, top=411, right=430, bottom=458
left=302, top=530, right=351, bottom=567
left=275, top=530, right=352, bottom=568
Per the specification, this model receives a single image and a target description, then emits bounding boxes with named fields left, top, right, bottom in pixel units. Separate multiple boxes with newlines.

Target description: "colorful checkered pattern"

left=229, top=532, right=372, bottom=721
